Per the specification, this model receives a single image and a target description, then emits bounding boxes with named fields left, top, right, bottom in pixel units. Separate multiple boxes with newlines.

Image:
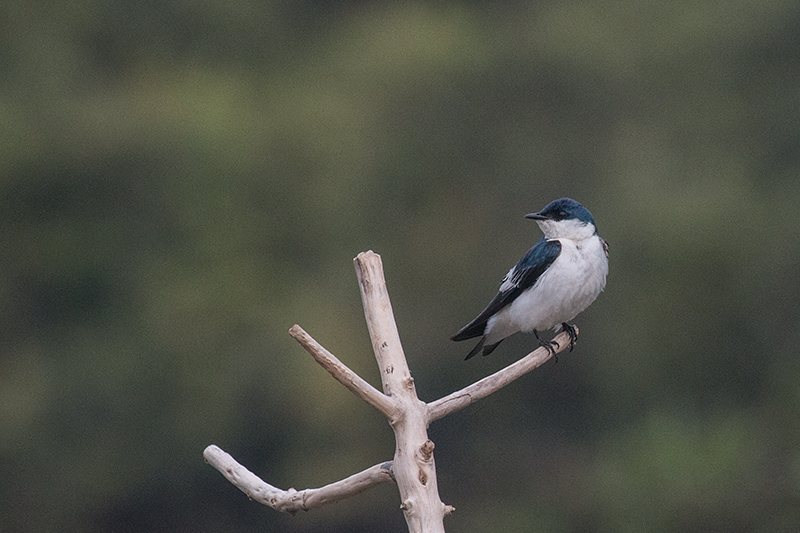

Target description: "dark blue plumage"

left=451, top=237, right=562, bottom=359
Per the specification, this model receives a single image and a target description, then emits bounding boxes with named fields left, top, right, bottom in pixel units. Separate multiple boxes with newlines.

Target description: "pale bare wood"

left=206, top=251, right=583, bottom=532
left=353, top=251, right=412, bottom=399
left=203, top=445, right=395, bottom=515
left=426, top=328, right=577, bottom=424
left=354, top=251, right=449, bottom=533
left=289, top=324, right=399, bottom=419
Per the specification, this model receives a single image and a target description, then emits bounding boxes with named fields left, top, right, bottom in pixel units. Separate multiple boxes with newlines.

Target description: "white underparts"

left=484, top=232, right=608, bottom=345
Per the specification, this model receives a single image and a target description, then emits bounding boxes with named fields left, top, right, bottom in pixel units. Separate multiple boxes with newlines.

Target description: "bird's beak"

left=525, top=212, right=548, bottom=220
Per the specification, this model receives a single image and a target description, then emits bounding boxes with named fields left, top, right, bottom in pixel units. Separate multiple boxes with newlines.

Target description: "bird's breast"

left=506, top=235, right=608, bottom=332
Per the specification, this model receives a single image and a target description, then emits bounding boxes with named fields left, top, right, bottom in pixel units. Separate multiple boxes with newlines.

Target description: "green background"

left=2, top=1, right=799, bottom=531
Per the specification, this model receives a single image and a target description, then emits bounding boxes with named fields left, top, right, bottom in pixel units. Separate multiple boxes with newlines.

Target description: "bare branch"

left=353, top=251, right=415, bottom=399
left=354, top=251, right=448, bottom=533
left=426, top=328, right=577, bottom=424
left=203, top=445, right=395, bottom=515
left=206, top=250, right=576, bottom=532
left=289, top=324, right=399, bottom=419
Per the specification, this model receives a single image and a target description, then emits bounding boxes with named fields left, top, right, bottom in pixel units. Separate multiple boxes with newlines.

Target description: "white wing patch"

left=498, top=265, right=517, bottom=292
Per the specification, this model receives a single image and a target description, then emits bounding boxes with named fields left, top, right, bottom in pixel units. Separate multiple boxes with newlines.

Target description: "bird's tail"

left=463, top=336, right=503, bottom=360
left=451, top=320, right=488, bottom=342
left=464, top=336, right=486, bottom=360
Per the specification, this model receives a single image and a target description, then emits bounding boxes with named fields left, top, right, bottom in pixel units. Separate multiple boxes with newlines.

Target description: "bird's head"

left=525, top=198, right=598, bottom=240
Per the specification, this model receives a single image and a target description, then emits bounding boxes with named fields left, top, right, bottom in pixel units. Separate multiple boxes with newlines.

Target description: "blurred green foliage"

left=2, top=1, right=799, bottom=531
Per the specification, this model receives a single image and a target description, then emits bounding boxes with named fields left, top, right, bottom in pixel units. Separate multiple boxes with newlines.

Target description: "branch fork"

left=204, top=251, right=576, bottom=532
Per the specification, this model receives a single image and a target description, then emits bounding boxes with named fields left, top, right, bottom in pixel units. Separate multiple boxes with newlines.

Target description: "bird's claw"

left=561, top=322, right=578, bottom=352
left=534, top=330, right=560, bottom=362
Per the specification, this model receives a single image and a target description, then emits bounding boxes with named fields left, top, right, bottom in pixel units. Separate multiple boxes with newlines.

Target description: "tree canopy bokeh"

left=2, top=1, right=799, bottom=532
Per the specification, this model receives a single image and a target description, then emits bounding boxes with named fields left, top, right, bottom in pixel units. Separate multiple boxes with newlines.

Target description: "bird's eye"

left=557, top=210, right=568, bottom=219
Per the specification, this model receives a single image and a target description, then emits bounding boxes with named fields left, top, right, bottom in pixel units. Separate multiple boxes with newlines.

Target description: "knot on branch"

left=271, top=487, right=304, bottom=515
left=417, top=440, right=435, bottom=462
left=380, top=461, right=396, bottom=482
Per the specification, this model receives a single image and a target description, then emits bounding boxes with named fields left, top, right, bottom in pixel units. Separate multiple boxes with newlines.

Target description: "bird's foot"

left=561, top=322, right=578, bottom=352
left=534, top=330, right=560, bottom=362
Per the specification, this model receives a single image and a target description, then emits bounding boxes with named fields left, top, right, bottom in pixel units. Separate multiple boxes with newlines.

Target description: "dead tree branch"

left=203, top=445, right=395, bottom=514
left=354, top=252, right=449, bottom=533
left=205, top=250, right=576, bottom=532
left=426, top=328, right=576, bottom=424
left=289, top=324, right=399, bottom=419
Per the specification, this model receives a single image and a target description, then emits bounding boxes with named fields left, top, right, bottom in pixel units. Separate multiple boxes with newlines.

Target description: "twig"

left=203, top=445, right=395, bottom=515
left=426, top=328, right=577, bottom=424
left=289, top=324, right=399, bottom=419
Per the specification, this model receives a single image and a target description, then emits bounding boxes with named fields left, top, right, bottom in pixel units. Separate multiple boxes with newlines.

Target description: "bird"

left=451, top=197, right=608, bottom=360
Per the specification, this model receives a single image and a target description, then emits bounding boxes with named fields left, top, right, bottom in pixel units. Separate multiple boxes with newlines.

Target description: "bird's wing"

left=451, top=237, right=562, bottom=341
